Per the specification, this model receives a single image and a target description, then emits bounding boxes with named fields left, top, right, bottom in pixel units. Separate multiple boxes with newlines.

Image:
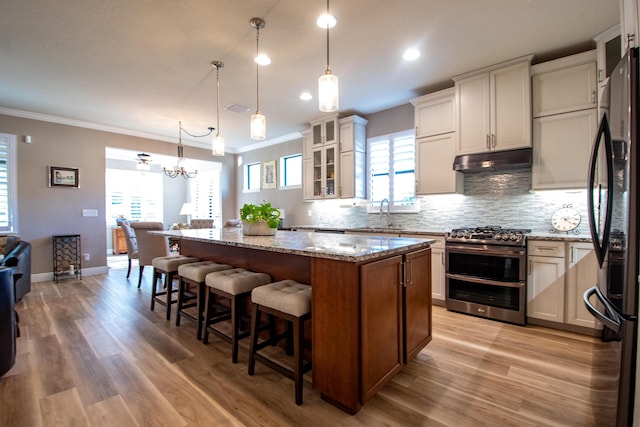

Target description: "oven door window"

left=447, top=250, right=522, bottom=282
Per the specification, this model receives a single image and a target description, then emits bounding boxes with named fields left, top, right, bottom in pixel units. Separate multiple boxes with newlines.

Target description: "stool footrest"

left=252, top=352, right=311, bottom=382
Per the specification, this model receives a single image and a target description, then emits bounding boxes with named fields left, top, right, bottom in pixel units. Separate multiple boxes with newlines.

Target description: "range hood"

left=453, top=147, right=532, bottom=172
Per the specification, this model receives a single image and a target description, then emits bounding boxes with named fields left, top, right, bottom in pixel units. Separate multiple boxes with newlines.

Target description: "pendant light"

left=318, top=0, right=338, bottom=112
left=250, top=17, right=266, bottom=140
left=211, top=60, right=225, bottom=156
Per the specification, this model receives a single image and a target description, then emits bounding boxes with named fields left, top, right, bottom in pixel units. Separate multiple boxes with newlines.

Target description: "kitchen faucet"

left=379, top=198, right=391, bottom=227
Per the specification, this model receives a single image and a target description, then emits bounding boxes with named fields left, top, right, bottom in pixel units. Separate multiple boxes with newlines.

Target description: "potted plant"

left=239, top=201, right=281, bottom=236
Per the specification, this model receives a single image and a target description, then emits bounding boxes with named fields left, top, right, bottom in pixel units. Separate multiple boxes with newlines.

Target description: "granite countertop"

left=527, top=232, right=591, bottom=243
left=289, top=225, right=591, bottom=242
left=290, top=225, right=447, bottom=236
left=157, top=227, right=435, bottom=262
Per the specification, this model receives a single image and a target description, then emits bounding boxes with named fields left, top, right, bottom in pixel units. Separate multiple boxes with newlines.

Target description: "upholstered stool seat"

left=203, top=268, right=271, bottom=363
left=151, top=255, right=200, bottom=320
left=176, top=261, right=233, bottom=339
left=248, top=280, right=312, bottom=405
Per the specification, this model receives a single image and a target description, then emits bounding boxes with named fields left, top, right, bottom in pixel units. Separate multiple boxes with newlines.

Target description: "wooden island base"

left=179, top=233, right=432, bottom=414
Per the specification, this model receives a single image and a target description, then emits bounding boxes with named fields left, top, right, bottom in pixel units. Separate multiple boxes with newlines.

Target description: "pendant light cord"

left=216, top=65, right=221, bottom=137
left=256, top=26, right=260, bottom=114
left=326, top=0, right=330, bottom=73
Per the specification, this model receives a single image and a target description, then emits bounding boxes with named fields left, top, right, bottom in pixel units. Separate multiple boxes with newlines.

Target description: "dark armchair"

left=3, top=240, right=31, bottom=301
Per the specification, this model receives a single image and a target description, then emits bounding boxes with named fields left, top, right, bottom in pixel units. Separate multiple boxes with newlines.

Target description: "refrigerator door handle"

left=587, top=113, right=614, bottom=267
left=583, top=285, right=623, bottom=338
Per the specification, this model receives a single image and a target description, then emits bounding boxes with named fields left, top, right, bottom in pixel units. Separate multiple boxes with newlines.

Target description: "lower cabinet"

left=361, top=255, right=403, bottom=402
left=527, top=240, right=601, bottom=331
left=565, top=242, right=600, bottom=328
left=403, top=248, right=432, bottom=362
left=401, top=234, right=445, bottom=304
left=360, top=248, right=432, bottom=403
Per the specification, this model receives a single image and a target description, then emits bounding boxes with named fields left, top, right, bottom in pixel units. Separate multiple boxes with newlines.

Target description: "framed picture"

left=49, top=166, right=79, bottom=188
left=262, top=160, right=276, bottom=189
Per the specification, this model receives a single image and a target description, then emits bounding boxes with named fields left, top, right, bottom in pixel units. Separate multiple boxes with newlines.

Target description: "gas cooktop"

left=445, top=226, right=531, bottom=246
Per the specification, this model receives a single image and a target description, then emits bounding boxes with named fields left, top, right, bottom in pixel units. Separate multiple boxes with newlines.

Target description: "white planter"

left=242, top=220, right=277, bottom=236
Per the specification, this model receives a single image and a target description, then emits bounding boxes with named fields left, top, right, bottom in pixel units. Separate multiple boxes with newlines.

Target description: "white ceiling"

left=0, top=0, right=620, bottom=154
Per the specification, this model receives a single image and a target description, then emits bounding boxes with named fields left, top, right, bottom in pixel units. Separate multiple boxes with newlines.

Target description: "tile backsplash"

left=306, top=168, right=590, bottom=235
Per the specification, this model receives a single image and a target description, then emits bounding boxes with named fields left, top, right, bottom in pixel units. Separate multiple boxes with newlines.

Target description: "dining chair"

left=117, top=219, right=139, bottom=279
left=129, top=222, right=169, bottom=288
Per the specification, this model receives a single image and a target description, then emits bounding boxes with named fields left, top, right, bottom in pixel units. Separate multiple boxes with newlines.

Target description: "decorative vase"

left=242, top=220, right=277, bottom=236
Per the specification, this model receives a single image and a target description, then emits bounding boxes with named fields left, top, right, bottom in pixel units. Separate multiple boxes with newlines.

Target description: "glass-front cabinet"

left=311, top=145, right=337, bottom=198
left=311, top=115, right=338, bottom=146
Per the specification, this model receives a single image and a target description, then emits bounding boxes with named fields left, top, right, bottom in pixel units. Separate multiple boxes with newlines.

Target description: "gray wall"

left=0, top=113, right=236, bottom=276
left=236, top=139, right=305, bottom=228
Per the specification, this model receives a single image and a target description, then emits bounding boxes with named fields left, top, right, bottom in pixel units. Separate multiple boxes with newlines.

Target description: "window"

left=106, top=169, right=163, bottom=226
left=0, top=134, right=17, bottom=232
left=280, top=154, right=302, bottom=188
left=368, top=130, right=418, bottom=212
left=189, top=166, right=222, bottom=223
left=244, top=162, right=261, bottom=192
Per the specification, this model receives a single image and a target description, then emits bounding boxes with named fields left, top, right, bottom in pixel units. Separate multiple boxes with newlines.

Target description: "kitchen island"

left=159, top=227, right=434, bottom=414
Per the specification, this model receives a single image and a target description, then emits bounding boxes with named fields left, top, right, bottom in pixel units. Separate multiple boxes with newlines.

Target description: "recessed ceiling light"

left=255, top=54, right=271, bottom=65
left=403, top=48, right=421, bottom=61
left=317, top=14, right=337, bottom=29
left=300, top=92, right=313, bottom=101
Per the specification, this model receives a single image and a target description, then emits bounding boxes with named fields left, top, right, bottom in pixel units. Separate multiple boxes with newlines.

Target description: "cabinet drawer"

left=528, top=240, right=565, bottom=257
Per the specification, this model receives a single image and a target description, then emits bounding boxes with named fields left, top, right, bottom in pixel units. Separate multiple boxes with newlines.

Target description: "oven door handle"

left=445, top=245, right=526, bottom=257
left=445, top=273, right=524, bottom=289
left=583, top=285, right=622, bottom=337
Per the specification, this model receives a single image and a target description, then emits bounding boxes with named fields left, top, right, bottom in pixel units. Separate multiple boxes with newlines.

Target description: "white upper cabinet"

left=621, top=0, right=639, bottom=50
left=339, top=115, right=367, bottom=199
left=594, top=25, right=622, bottom=88
left=531, top=50, right=597, bottom=117
left=454, top=56, right=533, bottom=155
left=310, top=115, right=339, bottom=146
left=532, top=109, right=598, bottom=190
left=301, top=129, right=312, bottom=160
left=411, top=88, right=456, bottom=138
left=531, top=51, right=598, bottom=190
left=411, top=88, right=462, bottom=195
left=303, top=114, right=367, bottom=200
left=416, top=133, right=462, bottom=195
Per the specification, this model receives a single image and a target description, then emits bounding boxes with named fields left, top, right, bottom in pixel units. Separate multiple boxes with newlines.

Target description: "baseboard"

left=32, top=266, right=109, bottom=283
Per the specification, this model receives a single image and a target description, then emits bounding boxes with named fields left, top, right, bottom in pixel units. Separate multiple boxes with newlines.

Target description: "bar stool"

left=151, top=255, right=200, bottom=320
left=203, top=268, right=271, bottom=363
left=176, top=261, right=233, bottom=340
left=248, top=280, right=312, bottom=405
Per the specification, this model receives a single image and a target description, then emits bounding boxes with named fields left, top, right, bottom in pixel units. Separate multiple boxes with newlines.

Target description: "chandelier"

left=163, top=121, right=214, bottom=179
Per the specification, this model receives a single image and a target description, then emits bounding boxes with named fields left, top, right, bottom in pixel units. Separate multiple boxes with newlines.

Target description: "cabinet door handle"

left=570, top=246, right=576, bottom=263
left=592, top=90, right=596, bottom=104
left=597, top=69, right=603, bottom=83
left=440, top=252, right=445, bottom=265
left=486, top=134, right=490, bottom=149
left=491, top=134, right=496, bottom=148
left=407, top=259, right=413, bottom=286
left=529, top=259, right=532, bottom=273
left=400, top=262, right=406, bottom=288
left=415, top=126, right=419, bottom=136
left=536, top=246, right=558, bottom=252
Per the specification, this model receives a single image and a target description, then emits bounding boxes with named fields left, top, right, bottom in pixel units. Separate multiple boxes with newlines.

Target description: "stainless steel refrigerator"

left=584, top=47, right=639, bottom=427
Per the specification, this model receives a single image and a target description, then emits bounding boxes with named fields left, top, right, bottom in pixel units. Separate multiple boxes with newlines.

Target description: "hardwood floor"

left=1, top=267, right=618, bottom=426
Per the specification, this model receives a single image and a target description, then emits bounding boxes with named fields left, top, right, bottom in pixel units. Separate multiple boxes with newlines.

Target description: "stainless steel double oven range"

left=445, top=226, right=530, bottom=325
